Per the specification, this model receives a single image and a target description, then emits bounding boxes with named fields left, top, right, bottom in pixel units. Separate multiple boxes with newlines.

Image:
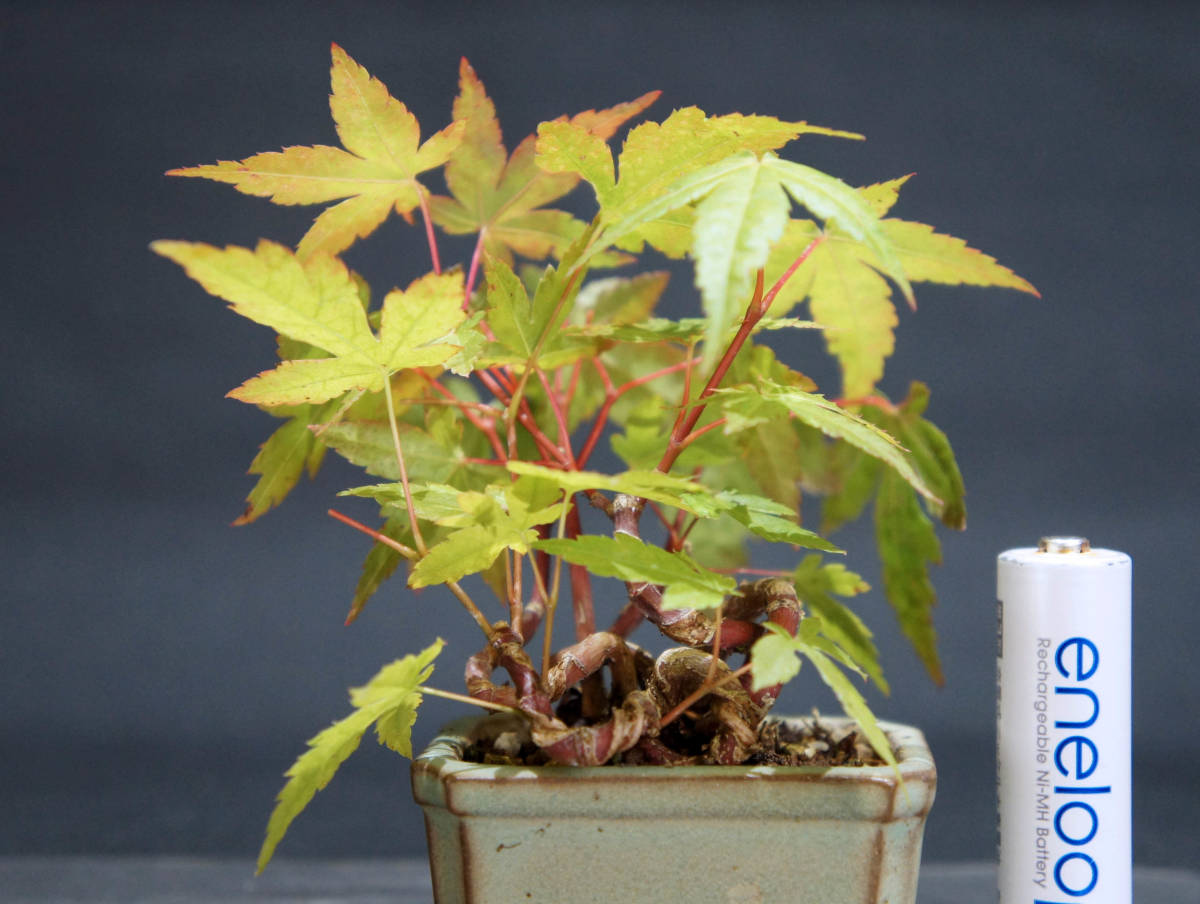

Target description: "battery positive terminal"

left=1038, top=536, right=1091, bottom=554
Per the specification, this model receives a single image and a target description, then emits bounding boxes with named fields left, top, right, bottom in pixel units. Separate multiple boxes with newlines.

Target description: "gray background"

left=4, top=0, right=1197, bottom=871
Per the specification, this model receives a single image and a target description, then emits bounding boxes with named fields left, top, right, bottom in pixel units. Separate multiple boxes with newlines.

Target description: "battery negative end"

left=1037, top=536, right=1090, bottom=553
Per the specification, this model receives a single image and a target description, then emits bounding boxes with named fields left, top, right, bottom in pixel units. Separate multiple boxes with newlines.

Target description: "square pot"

left=412, top=714, right=936, bottom=904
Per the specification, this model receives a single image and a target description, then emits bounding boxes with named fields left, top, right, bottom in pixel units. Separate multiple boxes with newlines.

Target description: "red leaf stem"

left=577, top=356, right=699, bottom=468
left=659, top=237, right=825, bottom=476
left=415, top=187, right=442, bottom=276
left=534, top=367, right=576, bottom=467
left=463, top=229, right=486, bottom=309
left=676, top=416, right=726, bottom=452
left=420, top=372, right=508, bottom=461
left=326, top=508, right=494, bottom=639
left=477, top=369, right=566, bottom=465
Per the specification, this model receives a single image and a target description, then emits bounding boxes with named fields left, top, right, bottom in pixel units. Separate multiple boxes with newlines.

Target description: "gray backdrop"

left=4, top=0, right=1197, bottom=870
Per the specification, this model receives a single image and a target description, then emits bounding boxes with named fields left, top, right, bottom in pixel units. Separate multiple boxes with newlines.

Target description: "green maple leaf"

left=815, top=386, right=962, bottom=684
left=232, top=406, right=328, bottom=525
left=257, top=640, right=444, bottom=873
left=152, top=241, right=465, bottom=406
left=478, top=255, right=613, bottom=371
left=821, top=445, right=883, bottom=535
left=429, top=59, right=658, bottom=265
left=535, top=533, right=737, bottom=612
left=673, top=486, right=841, bottom=553
left=557, top=107, right=860, bottom=225
left=749, top=623, right=896, bottom=767
left=766, top=179, right=1038, bottom=398
left=864, top=383, right=967, bottom=530
left=320, top=419, right=488, bottom=488
left=169, top=45, right=464, bottom=259
left=725, top=504, right=841, bottom=553
left=767, top=219, right=898, bottom=400
left=506, top=461, right=710, bottom=513
left=344, top=515, right=410, bottom=626
left=791, top=555, right=886, bottom=693
left=864, top=384, right=965, bottom=684
left=408, top=484, right=565, bottom=588
left=875, top=470, right=944, bottom=685
left=717, top=380, right=937, bottom=505
left=570, top=271, right=671, bottom=327
left=483, top=254, right=560, bottom=359
left=561, top=149, right=910, bottom=372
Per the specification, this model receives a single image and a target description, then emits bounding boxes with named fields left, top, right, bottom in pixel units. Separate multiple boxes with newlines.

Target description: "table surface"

left=2, top=859, right=1197, bottom=903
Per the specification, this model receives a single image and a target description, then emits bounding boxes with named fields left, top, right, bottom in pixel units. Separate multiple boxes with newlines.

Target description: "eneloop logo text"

left=1039, top=636, right=1107, bottom=901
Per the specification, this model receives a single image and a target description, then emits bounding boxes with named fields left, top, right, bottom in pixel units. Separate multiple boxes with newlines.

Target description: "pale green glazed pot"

left=412, top=714, right=936, bottom=904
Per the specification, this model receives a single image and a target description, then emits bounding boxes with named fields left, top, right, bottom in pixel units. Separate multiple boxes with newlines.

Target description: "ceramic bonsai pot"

left=412, top=714, right=936, bottom=904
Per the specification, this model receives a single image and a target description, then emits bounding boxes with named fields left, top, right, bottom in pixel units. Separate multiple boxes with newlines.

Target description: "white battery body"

left=997, top=539, right=1131, bottom=904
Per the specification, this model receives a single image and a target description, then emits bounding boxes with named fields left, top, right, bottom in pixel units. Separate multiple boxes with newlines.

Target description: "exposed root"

left=729, top=578, right=803, bottom=707
left=465, top=644, right=519, bottom=708
left=648, top=648, right=765, bottom=764
left=463, top=578, right=806, bottom=766
left=531, top=689, right=659, bottom=765
left=543, top=632, right=640, bottom=701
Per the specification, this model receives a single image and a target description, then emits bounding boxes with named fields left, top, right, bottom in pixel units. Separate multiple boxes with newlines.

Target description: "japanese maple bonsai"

left=153, top=45, right=1036, bottom=874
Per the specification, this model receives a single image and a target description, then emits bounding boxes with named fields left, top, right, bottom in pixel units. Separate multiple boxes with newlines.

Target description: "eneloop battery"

left=997, top=538, right=1131, bottom=904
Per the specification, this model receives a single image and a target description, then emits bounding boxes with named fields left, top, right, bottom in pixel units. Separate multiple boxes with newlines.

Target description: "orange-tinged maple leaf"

left=168, top=45, right=464, bottom=260
left=429, top=58, right=658, bottom=266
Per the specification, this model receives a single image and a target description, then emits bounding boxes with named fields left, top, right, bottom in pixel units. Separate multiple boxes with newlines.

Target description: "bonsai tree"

left=153, top=45, right=1036, bottom=871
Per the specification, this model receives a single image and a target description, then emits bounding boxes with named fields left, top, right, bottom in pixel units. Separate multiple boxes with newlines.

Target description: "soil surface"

left=463, top=714, right=891, bottom=768
left=749, top=716, right=889, bottom=767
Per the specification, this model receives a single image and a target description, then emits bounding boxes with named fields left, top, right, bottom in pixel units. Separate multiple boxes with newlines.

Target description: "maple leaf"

left=819, top=385, right=964, bottom=684
left=321, top=421, right=468, bottom=484
left=537, top=108, right=862, bottom=258
left=408, top=482, right=565, bottom=588
left=766, top=178, right=1039, bottom=398
left=535, top=533, right=737, bottom=612
left=604, top=109, right=860, bottom=227
left=151, top=240, right=465, bottom=406
left=863, top=382, right=967, bottom=530
left=768, top=219, right=898, bottom=400
left=429, top=58, right=658, bottom=265
left=344, top=514, right=409, bottom=625
left=168, top=45, right=465, bottom=259
left=749, top=622, right=897, bottom=768
left=257, top=640, right=443, bottom=872
left=790, top=555, right=886, bottom=693
left=233, top=404, right=330, bottom=525
left=875, top=470, right=944, bottom=685
left=716, top=379, right=937, bottom=505
left=548, top=148, right=908, bottom=372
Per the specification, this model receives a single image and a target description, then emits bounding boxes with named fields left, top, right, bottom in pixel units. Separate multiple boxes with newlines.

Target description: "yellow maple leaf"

left=168, top=45, right=465, bottom=259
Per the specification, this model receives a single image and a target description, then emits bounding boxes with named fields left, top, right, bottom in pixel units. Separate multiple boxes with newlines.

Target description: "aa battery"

left=996, top=538, right=1131, bottom=904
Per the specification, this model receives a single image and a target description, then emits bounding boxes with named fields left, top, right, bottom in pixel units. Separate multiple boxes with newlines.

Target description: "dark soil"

left=462, top=715, right=891, bottom=768
left=749, top=716, right=890, bottom=767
